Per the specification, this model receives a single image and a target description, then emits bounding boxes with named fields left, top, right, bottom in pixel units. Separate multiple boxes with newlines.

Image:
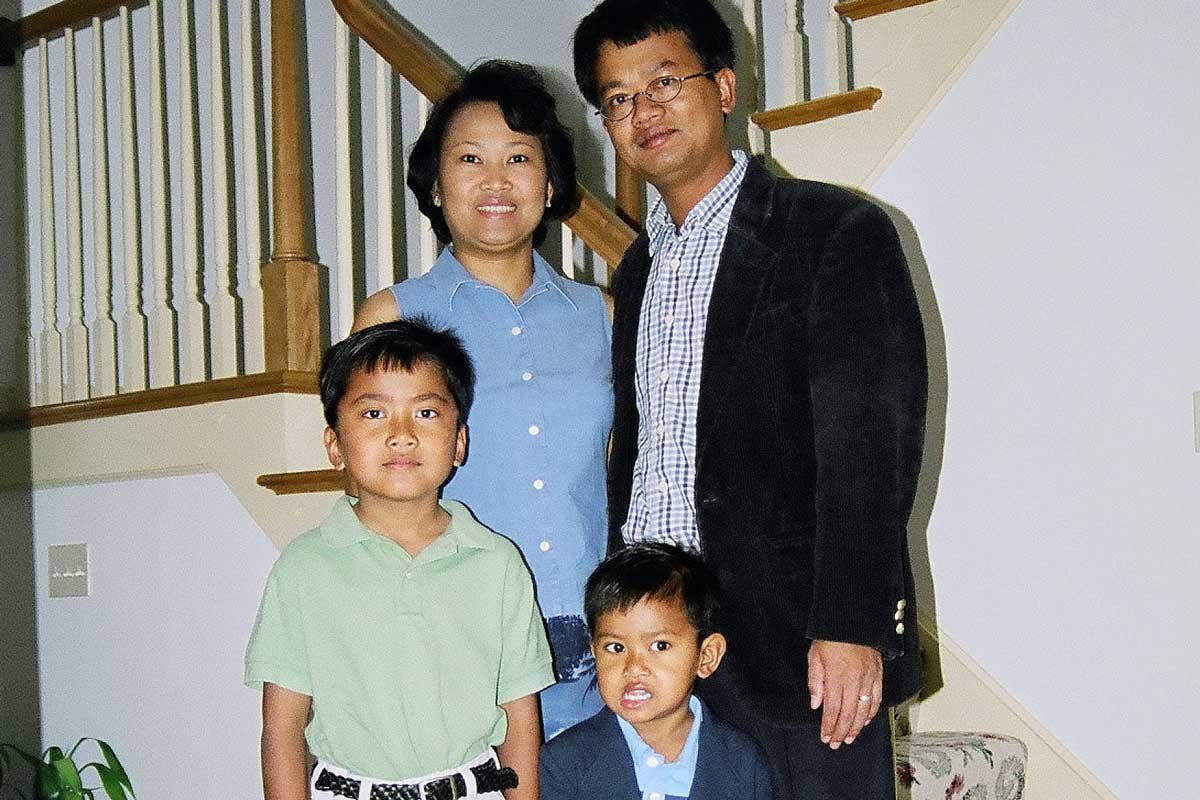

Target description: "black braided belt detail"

left=313, top=758, right=519, bottom=800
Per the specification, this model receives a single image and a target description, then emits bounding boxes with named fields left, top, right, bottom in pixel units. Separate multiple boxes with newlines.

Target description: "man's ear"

left=696, top=632, right=727, bottom=679
left=324, top=427, right=345, bottom=471
left=714, top=67, right=736, bottom=115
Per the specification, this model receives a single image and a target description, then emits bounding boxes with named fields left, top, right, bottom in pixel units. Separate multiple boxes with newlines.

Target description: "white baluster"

left=63, top=27, right=90, bottom=402
left=209, top=0, right=238, bottom=378
left=334, top=17, right=355, bottom=340
left=240, top=0, right=266, bottom=372
left=374, top=53, right=395, bottom=294
left=118, top=5, right=148, bottom=392
left=781, top=0, right=809, bottom=104
left=559, top=225, right=575, bottom=280
left=91, top=17, right=118, bottom=397
left=178, top=0, right=208, bottom=382
left=37, top=39, right=63, bottom=405
left=742, top=0, right=766, bottom=156
left=417, top=93, right=436, bottom=275
left=148, top=0, right=177, bottom=387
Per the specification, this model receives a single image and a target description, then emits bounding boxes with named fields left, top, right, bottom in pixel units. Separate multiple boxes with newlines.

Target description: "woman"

left=354, top=61, right=611, bottom=739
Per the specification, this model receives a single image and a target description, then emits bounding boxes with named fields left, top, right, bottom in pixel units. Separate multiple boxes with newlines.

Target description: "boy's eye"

left=417, top=408, right=439, bottom=419
left=362, top=409, right=384, bottom=419
left=651, top=640, right=671, bottom=652
left=602, top=642, right=624, bottom=654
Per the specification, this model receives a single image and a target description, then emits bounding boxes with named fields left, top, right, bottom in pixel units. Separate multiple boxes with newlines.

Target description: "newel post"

left=265, top=0, right=322, bottom=372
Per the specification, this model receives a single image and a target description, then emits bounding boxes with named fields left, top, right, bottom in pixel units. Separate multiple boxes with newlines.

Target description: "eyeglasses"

left=595, top=71, right=717, bottom=121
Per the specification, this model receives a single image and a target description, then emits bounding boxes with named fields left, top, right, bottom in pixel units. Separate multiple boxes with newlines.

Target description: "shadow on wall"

left=874, top=198, right=949, bottom=700
left=0, top=0, right=42, bottom=754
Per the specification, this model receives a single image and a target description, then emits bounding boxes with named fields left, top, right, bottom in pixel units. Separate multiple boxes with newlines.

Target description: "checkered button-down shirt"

left=622, top=150, right=749, bottom=551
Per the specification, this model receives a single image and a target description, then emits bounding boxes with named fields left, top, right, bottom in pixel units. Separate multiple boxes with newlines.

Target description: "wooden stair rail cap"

left=752, top=87, right=883, bottom=133
left=833, top=0, right=940, bottom=22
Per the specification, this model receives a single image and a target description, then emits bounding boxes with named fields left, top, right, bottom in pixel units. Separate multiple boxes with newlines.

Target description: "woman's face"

left=437, top=101, right=551, bottom=264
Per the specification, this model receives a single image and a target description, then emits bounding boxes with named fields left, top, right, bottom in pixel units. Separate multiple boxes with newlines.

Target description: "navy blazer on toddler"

left=539, top=699, right=772, bottom=800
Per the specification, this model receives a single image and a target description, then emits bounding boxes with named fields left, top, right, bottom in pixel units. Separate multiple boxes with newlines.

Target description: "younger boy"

left=540, top=543, right=772, bottom=800
left=245, top=319, right=553, bottom=800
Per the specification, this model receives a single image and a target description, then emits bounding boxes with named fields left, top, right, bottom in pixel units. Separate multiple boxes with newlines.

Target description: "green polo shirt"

left=245, top=496, right=554, bottom=780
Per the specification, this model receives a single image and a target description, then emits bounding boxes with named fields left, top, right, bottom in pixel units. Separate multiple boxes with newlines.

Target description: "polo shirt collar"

left=615, top=694, right=703, bottom=798
left=318, top=495, right=495, bottom=553
left=646, top=149, right=749, bottom=244
left=438, top=246, right=578, bottom=312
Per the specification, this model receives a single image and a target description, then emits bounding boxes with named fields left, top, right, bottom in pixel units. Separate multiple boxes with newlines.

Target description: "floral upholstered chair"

left=895, top=732, right=1027, bottom=800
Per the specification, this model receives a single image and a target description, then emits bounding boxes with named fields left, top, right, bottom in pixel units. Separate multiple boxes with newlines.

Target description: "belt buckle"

left=420, top=775, right=462, bottom=800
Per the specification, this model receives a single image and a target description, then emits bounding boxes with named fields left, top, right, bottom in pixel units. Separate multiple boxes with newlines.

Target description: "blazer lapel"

left=612, top=234, right=652, bottom=382
left=695, top=158, right=780, bottom=468
left=579, top=708, right=642, bottom=800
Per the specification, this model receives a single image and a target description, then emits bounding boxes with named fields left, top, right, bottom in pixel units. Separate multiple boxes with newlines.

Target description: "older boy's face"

left=591, top=596, right=725, bottom=747
left=324, top=361, right=466, bottom=512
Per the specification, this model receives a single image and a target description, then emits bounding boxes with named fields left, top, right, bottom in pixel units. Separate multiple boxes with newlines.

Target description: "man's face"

left=594, top=30, right=735, bottom=192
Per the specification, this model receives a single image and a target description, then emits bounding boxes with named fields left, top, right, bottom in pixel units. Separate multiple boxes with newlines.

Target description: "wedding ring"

left=858, top=695, right=871, bottom=703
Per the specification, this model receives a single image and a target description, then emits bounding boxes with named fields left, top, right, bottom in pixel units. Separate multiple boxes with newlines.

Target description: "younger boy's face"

left=324, top=360, right=466, bottom=510
left=591, top=595, right=726, bottom=744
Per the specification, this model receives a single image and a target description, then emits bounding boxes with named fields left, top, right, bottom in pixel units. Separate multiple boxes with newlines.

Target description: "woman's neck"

left=454, top=244, right=536, bottom=304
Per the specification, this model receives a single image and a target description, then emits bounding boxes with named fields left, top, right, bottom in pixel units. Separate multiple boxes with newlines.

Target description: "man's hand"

left=807, top=640, right=882, bottom=749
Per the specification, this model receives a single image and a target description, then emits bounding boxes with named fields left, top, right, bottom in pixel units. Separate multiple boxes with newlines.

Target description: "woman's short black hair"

left=584, top=542, right=721, bottom=640
left=573, top=0, right=736, bottom=108
left=319, top=318, right=475, bottom=430
left=406, top=60, right=579, bottom=247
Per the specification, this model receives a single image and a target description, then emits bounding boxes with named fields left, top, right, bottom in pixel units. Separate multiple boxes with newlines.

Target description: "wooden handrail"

left=13, top=0, right=148, bottom=47
left=2, top=370, right=317, bottom=429
left=331, top=0, right=637, bottom=268
left=834, top=0, right=939, bottom=22
left=752, top=87, right=883, bottom=132
left=257, top=468, right=345, bottom=495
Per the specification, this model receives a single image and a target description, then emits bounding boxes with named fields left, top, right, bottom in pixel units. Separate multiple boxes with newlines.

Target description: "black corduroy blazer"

left=607, top=157, right=927, bottom=723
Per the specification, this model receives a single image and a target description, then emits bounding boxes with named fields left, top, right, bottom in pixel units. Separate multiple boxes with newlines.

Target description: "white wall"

left=872, top=2, right=1200, bottom=798
left=31, top=473, right=279, bottom=798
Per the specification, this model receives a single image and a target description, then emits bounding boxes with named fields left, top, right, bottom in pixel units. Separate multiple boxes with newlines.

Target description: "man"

left=572, top=1, right=928, bottom=797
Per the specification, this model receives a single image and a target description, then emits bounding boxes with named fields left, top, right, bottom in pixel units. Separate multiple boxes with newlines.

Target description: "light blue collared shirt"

left=615, top=695, right=703, bottom=800
left=389, top=246, right=611, bottom=705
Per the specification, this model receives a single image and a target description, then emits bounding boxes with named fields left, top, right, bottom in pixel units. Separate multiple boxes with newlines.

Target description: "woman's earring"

left=545, top=184, right=553, bottom=208
left=432, top=191, right=441, bottom=208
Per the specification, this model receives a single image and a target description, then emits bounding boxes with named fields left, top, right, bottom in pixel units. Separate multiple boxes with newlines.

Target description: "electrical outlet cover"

left=48, top=543, right=89, bottom=598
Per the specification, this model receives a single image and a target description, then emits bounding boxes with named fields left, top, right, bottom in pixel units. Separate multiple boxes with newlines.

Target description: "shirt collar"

left=319, top=496, right=494, bottom=555
left=646, top=149, right=749, bottom=246
left=615, top=694, right=704, bottom=799
left=438, top=246, right=578, bottom=312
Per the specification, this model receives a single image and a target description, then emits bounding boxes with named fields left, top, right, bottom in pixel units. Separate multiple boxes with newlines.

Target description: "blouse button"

left=522, top=371, right=533, bottom=382
left=539, top=540, right=551, bottom=552
left=533, top=479, right=545, bottom=490
left=528, top=425, right=540, bottom=436
left=646, top=756, right=661, bottom=768
left=511, top=325, right=522, bottom=336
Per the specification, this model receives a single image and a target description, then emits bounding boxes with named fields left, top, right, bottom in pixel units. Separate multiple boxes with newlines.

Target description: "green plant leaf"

left=35, top=762, right=64, bottom=800
left=87, top=744, right=131, bottom=796
left=48, top=758, right=82, bottom=797
left=40, top=750, right=63, bottom=766
left=88, top=766, right=126, bottom=800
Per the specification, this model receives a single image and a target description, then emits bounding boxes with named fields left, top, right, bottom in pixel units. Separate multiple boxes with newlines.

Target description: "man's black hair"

left=319, top=318, right=475, bottom=430
left=407, top=59, right=579, bottom=246
left=584, top=542, right=720, bottom=640
left=573, top=0, right=736, bottom=108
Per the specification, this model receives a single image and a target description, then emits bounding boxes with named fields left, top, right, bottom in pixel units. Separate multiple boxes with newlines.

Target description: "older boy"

left=245, top=320, right=552, bottom=800
left=541, top=543, right=771, bottom=800
left=573, top=1, right=928, bottom=798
